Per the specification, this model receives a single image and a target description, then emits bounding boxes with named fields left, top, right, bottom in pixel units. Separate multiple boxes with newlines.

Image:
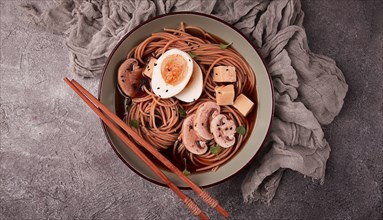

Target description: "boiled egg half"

left=175, top=60, right=203, bottom=102
left=152, top=49, right=194, bottom=98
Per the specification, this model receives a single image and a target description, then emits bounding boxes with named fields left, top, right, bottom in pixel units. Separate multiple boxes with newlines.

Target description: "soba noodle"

left=123, top=22, right=255, bottom=172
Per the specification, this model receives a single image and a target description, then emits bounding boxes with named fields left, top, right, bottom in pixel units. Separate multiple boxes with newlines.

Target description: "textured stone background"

left=1, top=0, right=382, bottom=219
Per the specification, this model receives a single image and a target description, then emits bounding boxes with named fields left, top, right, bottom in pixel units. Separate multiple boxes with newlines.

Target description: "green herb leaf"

left=210, top=144, right=222, bottom=155
left=219, top=42, right=232, bottom=49
left=129, top=119, right=139, bottom=129
left=188, top=52, right=195, bottom=59
left=182, top=158, right=191, bottom=176
left=236, top=125, right=246, bottom=135
left=178, top=108, right=187, bottom=118
left=183, top=168, right=191, bottom=176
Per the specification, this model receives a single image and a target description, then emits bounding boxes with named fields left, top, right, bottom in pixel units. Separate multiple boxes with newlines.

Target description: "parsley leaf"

left=129, top=119, right=139, bottom=129
left=219, top=42, right=232, bottom=49
left=236, top=125, right=246, bottom=135
left=182, top=158, right=191, bottom=176
left=178, top=108, right=187, bottom=118
left=183, top=169, right=191, bottom=176
left=210, top=144, right=222, bottom=155
left=188, top=52, right=196, bottom=59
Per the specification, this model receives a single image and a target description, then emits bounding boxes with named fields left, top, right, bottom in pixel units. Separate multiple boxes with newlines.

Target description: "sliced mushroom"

left=118, top=58, right=143, bottom=97
left=181, top=114, right=208, bottom=155
left=194, top=102, right=220, bottom=140
left=210, top=114, right=236, bottom=148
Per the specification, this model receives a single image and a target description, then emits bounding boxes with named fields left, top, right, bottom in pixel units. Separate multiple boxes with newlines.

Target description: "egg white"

left=175, top=60, right=203, bottom=103
left=151, top=49, right=194, bottom=98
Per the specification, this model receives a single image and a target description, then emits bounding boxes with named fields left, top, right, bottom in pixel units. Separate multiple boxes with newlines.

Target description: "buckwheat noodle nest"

left=124, top=22, right=255, bottom=172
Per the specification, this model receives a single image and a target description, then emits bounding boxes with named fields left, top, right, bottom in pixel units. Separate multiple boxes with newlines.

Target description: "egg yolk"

left=161, top=54, right=187, bottom=85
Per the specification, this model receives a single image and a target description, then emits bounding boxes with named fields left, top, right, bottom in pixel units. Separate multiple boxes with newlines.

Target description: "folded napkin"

left=22, top=0, right=348, bottom=203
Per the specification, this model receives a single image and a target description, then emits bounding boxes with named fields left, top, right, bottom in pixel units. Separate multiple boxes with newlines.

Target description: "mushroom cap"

left=118, top=58, right=143, bottom=98
left=210, top=114, right=236, bottom=148
left=194, top=102, right=220, bottom=140
left=181, top=114, right=208, bottom=155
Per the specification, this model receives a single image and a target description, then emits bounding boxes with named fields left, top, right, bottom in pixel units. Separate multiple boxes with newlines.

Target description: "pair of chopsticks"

left=64, top=78, right=229, bottom=219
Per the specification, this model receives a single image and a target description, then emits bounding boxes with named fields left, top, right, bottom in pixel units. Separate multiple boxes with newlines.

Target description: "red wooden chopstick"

left=64, top=77, right=230, bottom=219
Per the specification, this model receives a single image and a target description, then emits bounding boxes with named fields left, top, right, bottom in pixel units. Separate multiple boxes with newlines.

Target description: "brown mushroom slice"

left=181, top=114, right=208, bottom=155
left=118, top=58, right=143, bottom=98
left=210, top=114, right=236, bottom=148
left=194, top=102, right=220, bottom=140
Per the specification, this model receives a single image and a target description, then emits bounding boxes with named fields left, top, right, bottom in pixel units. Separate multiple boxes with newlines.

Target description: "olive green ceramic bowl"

left=99, top=12, right=273, bottom=188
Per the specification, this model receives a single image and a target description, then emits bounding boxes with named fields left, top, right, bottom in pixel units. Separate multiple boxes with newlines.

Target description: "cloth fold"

left=22, top=0, right=348, bottom=204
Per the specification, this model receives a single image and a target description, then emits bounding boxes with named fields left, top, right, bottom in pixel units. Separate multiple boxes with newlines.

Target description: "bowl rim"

left=98, top=11, right=274, bottom=189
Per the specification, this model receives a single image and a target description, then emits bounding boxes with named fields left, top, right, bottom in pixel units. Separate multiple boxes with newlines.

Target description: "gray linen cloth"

left=22, top=0, right=348, bottom=203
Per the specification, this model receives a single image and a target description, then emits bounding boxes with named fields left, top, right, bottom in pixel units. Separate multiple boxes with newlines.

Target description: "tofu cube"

left=143, top=58, right=157, bottom=79
left=233, top=94, right=255, bottom=117
left=213, top=66, right=236, bottom=82
left=215, top=84, right=235, bottom=106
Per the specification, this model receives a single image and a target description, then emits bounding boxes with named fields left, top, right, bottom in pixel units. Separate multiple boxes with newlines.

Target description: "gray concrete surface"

left=1, top=0, right=382, bottom=219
